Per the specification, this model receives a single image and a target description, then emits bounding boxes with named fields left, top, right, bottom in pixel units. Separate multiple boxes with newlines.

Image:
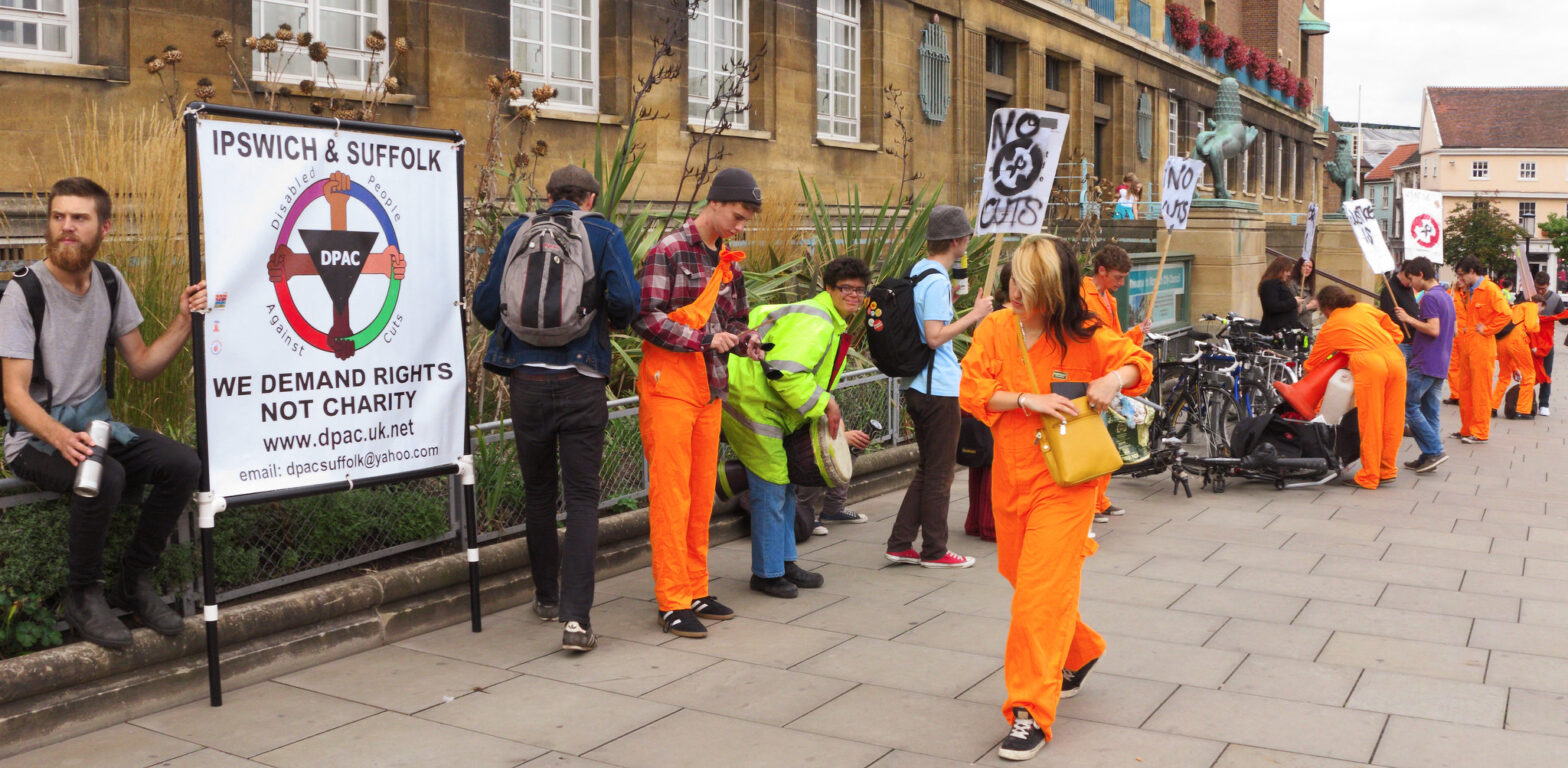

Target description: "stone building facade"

left=0, top=0, right=1329, bottom=249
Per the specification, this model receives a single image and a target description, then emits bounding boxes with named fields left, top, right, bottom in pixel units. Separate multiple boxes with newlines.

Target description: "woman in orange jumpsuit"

left=960, top=235, right=1151, bottom=761
left=1492, top=297, right=1540, bottom=416
left=1304, top=286, right=1407, bottom=489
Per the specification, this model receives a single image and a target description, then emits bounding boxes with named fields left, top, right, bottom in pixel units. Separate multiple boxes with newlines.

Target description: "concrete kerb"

left=0, top=443, right=919, bottom=759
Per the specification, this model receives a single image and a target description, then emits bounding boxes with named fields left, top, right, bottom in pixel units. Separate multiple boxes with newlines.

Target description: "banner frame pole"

left=981, top=235, right=1006, bottom=300
left=452, top=140, right=482, bottom=632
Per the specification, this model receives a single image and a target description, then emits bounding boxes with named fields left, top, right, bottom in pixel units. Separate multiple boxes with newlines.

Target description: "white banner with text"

left=976, top=109, right=1070, bottom=235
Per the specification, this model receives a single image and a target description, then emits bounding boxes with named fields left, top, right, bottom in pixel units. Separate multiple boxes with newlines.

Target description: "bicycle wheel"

left=1198, top=386, right=1241, bottom=457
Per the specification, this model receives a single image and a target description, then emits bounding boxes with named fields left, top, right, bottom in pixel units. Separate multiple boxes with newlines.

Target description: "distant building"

left=1338, top=122, right=1419, bottom=169
left=1418, top=86, right=1568, bottom=275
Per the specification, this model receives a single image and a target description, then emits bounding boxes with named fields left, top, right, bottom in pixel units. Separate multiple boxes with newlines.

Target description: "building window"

left=816, top=0, right=860, bottom=141
left=1191, top=106, right=1207, bottom=183
left=1273, top=135, right=1284, bottom=198
left=1256, top=131, right=1268, bottom=195
left=1045, top=55, right=1065, bottom=92
left=1285, top=140, right=1296, bottom=199
left=1520, top=161, right=1537, bottom=181
left=1239, top=129, right=1250, bottom=195
left=916, top=18, right=949, bottom=122
left=1521, top=201, right=1536, bottom=222
left=1093, top=72, right=1115, bottom=105
left=0, top=0, right=74, bottom=61
left=1136, top=91, right=1153, bottom=161
left=511, top=0, right=597, bottom=111
left=1166, top=95, right=1179, bottom=160
left=255, top=0, right=387, bottom=83
left=689, top=0, right=748, bottom=128
left=1471, top=160, right=1489, bottom=180
left=1296, top=140, right=1307, bottom=199
left=984, top=35, right=1008, bottom=76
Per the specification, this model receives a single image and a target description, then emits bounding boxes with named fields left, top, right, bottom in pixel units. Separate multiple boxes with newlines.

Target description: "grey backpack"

left=499, top=209, right=600, bottom=346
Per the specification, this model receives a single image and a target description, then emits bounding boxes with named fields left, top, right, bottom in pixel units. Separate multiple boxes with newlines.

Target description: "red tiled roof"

left=1365, top=143, right=1418, bottom=181
left=1428, top=87, right=1568, bottom=149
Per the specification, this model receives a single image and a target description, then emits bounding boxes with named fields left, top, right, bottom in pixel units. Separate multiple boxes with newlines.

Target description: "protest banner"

left=1342, top=198, right=1397, bottom=274
left=976, top=108, right=1069, bottom=296
left=183, top=103, right=474, bottom=706
left=1143, top=156, right=1206, bottom=324
left=1402, top=188, right=1443, bottom=263
left=1301, top=202, right=1319, bottom=264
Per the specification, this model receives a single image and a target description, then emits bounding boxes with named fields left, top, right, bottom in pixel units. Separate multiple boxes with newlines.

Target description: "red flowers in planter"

left=1247, top=50, right=1269, bottom=80
left=1224, top=37, right=1251, bottom=71
left=1200, top=23, right=1229, bottom=58
left=1296, top=82, right=1314, bottom=109
left=1269, top=62, right=1293, bottom=92
left=1166, top=3, right=1201, bottom=50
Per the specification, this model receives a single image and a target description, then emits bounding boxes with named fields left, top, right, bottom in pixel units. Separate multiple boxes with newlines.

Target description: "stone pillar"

left=1314, top=216, right=1380, bottom=298
left=1159, top=199, right=1267, bottom=320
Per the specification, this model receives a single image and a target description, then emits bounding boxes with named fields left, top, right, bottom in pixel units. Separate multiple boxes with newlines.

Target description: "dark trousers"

left=1541, top=351, right=1555, bottom=409
left=509, top=369, right=607, bottom=626
left=888, top=389, right=960, bottom=560
left=11, top=428, right=200, bottom=589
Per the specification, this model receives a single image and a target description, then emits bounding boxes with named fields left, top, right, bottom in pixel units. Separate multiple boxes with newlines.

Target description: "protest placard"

left=1342, top=198, right=1397, bottom=274
left=1159, top=156, right=1206, bottom=231
left=1402, top=188, right=1443, bottom=263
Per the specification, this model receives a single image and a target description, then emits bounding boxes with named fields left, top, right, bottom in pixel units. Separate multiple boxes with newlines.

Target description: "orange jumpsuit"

left=1492, top=302, right=1540, bottom=414
left=959, top=308, right=1152, bottom=741
left=1304, top=303, right=1406, bottom=489
left=1078, top=277, right=1144, bottom=514
left=1530, top=309, right=1568, bottom=383
left=638, top=249, right=742, bottom=613
left=1450, top=279, right=1511, bottom=440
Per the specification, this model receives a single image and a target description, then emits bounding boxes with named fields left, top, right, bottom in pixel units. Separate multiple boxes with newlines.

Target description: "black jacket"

left=1259, top=278, right=1304, bottom=333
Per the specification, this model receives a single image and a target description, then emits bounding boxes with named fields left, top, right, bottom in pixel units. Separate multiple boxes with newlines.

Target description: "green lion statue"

left=1193, top=77, right=1258, bottom=201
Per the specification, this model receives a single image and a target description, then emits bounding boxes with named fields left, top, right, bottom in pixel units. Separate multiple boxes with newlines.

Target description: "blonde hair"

left=1010, top=235, right=1099, bottom=347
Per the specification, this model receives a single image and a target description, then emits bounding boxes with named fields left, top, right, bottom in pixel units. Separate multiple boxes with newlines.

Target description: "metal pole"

left=454, top=138, right=481, bottom=633
left=183, top=108, right=222, bottom=707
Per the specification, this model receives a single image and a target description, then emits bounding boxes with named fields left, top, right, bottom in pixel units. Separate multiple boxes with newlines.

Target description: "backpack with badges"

left=498, top=209, right=600, bottom=346
left=1, top=261, right=121, bottom=431
left=865, top=267, right=944, bottom=381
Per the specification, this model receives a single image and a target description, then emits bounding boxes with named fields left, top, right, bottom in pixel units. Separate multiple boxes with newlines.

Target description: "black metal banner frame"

left=181, top=102, right=477, bottom=708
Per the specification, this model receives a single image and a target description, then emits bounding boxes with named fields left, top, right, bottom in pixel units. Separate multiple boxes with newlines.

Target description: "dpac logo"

left=269, top=171, right=406, bottom=359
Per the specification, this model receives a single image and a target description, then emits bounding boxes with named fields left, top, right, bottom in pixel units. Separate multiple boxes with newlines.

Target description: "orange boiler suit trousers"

left=1452, top=332, right=1499, bottom=440
left=1491, top=330, right=1535, bottom=415
left=638, top=358, right=722, bottom=613
left=1304, top=303, right=1406, bottom=489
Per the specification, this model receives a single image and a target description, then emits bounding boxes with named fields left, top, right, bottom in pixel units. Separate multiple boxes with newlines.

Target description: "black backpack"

left=865, top=267, right=944, bottom=380
left=1, top=261, right=121, bottom=431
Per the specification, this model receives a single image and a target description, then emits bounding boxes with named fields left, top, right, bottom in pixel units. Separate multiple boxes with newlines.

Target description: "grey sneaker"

left=1413, top=453, right=1449, bottom=473
left=1094, top=513, right=1110, bottom=523
left=1101, top=504, right=1126, bottom=516
left=533, top=600, right=559, bottom=622
left=562, top=621, right=596, bottom=652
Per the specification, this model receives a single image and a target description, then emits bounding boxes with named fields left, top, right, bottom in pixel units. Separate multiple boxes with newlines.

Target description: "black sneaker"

left=750, top=574, right=799, bottom=599
left=1403, top=454, right=1427, bottom=470
left=1413, top=453, right=1449, bottom=473
left=1449, top=431, right=1465, bottom=439
left=658, top=609, right=707, bottom=638
left=562, top=621, right=597, bottom=652
left=691, top=595, right=734, bottom=621
left=1061, top=657, right=1098, bottom=699
left=1101, top=504, right=1126, bottom=516
left=783, top=561, right=824, bottom=589
left=533, top=600, right=559, bottom=622
left=997, top=707, right=1046, bottom=761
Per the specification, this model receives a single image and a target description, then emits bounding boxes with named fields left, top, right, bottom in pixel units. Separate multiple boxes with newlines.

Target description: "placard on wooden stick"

left=1144, top=157, right=1206, bottom=324
left=975, top=108, right=1069, bottom=297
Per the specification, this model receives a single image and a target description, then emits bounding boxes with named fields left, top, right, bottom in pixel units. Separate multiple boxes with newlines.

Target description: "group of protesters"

left=17, top=163, right=1565, bottom=763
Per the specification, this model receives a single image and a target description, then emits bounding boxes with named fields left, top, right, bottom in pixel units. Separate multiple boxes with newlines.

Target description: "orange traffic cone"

left=1274, top=353, right=1349, bottom=418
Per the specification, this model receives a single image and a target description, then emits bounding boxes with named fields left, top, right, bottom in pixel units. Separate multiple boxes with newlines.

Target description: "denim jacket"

left=474, top=201, right=640, bottom=376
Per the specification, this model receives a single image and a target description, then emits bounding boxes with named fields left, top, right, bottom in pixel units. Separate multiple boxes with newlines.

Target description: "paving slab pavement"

left=5, top=395, right=1568, bottom=767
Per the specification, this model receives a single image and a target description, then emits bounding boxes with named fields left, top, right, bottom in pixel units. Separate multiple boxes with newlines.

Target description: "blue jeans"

left=747, top=469, right=797, bottom=578
left=1406, top=371, right=1445, bottom=457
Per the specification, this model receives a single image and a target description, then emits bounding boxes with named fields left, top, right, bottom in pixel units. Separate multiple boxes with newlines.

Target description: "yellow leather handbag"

left=1015, top=318, right=1123, bottom=487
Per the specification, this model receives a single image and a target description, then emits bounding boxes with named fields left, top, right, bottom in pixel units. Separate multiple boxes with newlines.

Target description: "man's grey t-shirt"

left=0, top=261, right=142, bottom=461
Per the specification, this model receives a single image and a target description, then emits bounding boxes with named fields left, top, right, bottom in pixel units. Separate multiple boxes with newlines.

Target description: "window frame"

left=1166, top=95, right=1179, bottom=161
left=688, top=0, right=749, bottom=129
left=510, top=0, right=599, bottom=113
left=1519, top=161, right=1537, bottom=181
left=252, top=0, right=387, bottom=87
left=815, top=0, right=861, bottom=142
left=1472, top=160, right=1489, bottom=180
left=1520, top=201, right=1536, bottom=223
left=0, top=0, right=76, bottom=62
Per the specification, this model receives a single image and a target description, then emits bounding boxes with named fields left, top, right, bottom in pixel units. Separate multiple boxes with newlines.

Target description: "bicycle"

left=1116, top=331, right=1240, bottom=478
left=1159, top=436, right=1332, bottom=496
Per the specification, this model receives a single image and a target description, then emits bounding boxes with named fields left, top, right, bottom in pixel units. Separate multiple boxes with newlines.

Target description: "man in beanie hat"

left=475, top=164, right=640, bottom=652
left=885, top=204, right=992, bottom=569
left=634, top=167, right=765, bottom=638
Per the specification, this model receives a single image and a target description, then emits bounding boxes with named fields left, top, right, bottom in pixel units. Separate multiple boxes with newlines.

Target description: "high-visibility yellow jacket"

left=721, top=291, right=849, bottom=484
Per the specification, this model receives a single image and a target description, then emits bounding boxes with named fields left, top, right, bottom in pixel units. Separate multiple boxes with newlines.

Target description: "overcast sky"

left=1323, top=1, right=1567, bottom=127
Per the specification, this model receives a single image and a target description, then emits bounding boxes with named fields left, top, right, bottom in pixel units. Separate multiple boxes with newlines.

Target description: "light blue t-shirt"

left=905, top=259, right=959, bottom=397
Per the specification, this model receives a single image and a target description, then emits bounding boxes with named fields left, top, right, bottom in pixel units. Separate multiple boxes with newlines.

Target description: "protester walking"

left=959, top=235, right=1151, bottom=761
left=474, top=164, right=640, bottom=652
left=1491, top=294, right=1540, bottom=418
left=884, top=205, right=991, bottom=569
left=1390, top=258, right=1454, bottom=473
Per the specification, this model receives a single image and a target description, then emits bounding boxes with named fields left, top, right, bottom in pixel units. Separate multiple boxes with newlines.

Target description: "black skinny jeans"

left=11, top=428, right=200, bottom=589
left=509, top=369, right=607, bottom=626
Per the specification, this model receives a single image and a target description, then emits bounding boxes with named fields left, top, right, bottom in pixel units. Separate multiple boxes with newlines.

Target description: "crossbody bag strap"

left=1014, top=315, right=1055, bottom=440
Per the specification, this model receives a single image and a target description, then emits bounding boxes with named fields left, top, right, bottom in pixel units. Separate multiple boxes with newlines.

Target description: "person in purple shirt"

left=1391, top=258, right=1455, bottom=473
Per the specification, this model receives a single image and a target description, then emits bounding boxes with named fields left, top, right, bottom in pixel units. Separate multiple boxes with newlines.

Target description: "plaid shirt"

left=633, top=220, right=755, bottom=400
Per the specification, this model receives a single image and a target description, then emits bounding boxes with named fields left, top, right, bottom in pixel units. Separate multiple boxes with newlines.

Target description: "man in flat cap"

left=475, top=164, right=640, bottom=653
left=885, top=205, right=992, bottom=569
left=634, top=167, right=765, bottom=638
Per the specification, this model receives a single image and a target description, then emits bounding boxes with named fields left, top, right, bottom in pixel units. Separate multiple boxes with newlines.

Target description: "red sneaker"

left=884, top=549, right=920, bottom=565
left=921, top=551, right=977, bottom=569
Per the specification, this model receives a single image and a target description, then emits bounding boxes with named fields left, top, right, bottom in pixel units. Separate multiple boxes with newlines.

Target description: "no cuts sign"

left=975, top=109, right=1070, bottom=235
left=1159, top=156, right=1206, bottom=231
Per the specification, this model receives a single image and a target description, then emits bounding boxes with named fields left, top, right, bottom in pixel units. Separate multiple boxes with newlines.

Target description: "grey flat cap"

left=706, top=167, right=763, bottom=206
left=546, top=164, right=601, bottom=196
left=927, top=205, right=974, bottom=241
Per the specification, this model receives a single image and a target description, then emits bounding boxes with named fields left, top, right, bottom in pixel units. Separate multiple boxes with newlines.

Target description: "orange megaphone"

left=1274, top=354, right=1350, bottom=418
